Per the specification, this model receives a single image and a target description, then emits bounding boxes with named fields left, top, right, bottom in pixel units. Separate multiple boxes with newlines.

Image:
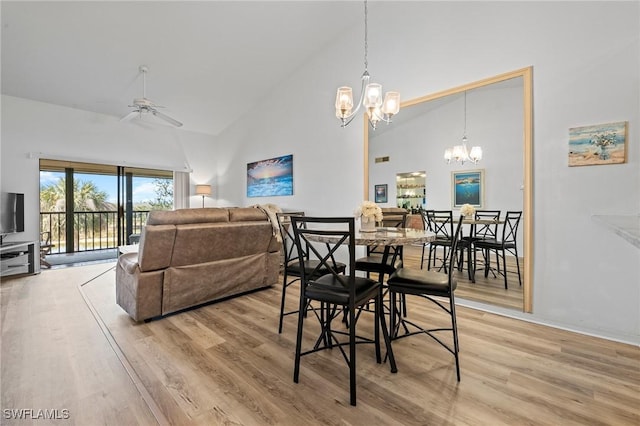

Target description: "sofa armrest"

left=118, top=252, right=140, bottom=274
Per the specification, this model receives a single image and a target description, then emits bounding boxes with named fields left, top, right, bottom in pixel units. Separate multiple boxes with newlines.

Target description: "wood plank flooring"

left=0, top=264, right=157, bottom=425
left=2, top=261, right=639, bottom=425
left=402, top=244, right=524, bottom=310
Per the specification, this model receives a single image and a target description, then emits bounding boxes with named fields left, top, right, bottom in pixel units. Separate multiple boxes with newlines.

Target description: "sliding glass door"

left=39, top=159, right=173, bottom=254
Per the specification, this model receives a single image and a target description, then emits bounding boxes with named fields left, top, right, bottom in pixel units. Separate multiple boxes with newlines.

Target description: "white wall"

left=0, top=95, right=218, bottom=245
left=213, top=1, right=640, bottom=344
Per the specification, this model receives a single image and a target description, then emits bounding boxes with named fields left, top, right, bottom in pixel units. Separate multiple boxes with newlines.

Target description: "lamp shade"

left=195, top=184, right=211, bottom=196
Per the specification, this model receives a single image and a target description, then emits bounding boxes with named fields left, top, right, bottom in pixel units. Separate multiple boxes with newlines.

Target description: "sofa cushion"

left=170, top=221, right=274, bottom=267
left=146, top=208, right=230, bottom=225
left=229, top=207, right=268, bottom=222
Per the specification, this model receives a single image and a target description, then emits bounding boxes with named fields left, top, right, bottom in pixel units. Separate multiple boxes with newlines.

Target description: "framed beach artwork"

left=374, top=184, right=388, bottom=203
left=568, top=121, right=628, bottom=167
left=247, top=154, right=293, bottom=197
left=452, top=169, right=484, bottom=208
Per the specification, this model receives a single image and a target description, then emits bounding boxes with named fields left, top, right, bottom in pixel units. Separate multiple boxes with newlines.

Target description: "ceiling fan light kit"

left=120, top=65, right=183, bottom=127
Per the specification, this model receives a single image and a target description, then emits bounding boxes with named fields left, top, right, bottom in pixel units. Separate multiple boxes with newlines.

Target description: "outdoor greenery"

left=40, top=176, right=173, bottom=253
left=40, top=178, right=111, bottom=212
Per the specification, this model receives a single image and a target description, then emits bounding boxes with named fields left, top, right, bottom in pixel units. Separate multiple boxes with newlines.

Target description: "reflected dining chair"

left=421, top=210, right=454, bottom=272
left=387, top=216, right=465, bottom=381
left=474, top=211, right=522, bottom=289
left=275, top=212, right=346, bottom=333
left=458, top=210, right=501, bottom=282
left=290, top=216, right=397, bottom=406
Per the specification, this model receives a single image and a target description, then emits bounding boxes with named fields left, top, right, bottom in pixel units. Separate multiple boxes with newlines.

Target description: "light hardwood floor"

left=402, top=244, right=524, bottom=310
left=1, top=262, right=639, bottom=425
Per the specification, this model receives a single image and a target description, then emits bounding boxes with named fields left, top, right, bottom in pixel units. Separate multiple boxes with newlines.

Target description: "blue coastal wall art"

left=569, top=121, right=627, bottom=167
left=452, top=169, right=484, bottom=208
left=247, top=154, right=293, bottom=197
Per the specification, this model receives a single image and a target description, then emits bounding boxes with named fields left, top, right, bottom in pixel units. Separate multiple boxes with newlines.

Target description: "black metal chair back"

left=502, top=211, right=522, bottom=247
left=474, top=210, right=523, bottom=289
left=289, top=216, right=397, bottom=406
left=421, top=209, right=435, bottom=232
left=276, top=211, right=306, bottom=267
left=473, top=210, right=501, bottom=240
left=431, top=210, right=454, bottom=241
left=422, top=210, right=454, bottom=271
left=275, top=211, right=305, bottom=333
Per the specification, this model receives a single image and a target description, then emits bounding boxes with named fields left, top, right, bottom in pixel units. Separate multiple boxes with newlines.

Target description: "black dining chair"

left=355, top=209, right=408, bottom=281
left=275, top=211, right=346, bottom=333
left=457, top=210, right=501, bottom=282
left=421, top=210, right=454, bottom=272
left=290, top=216, right=397, bottom=406
left=387, top=215, right=465, bottom=381
left=474, top=211, right=522, bottom=289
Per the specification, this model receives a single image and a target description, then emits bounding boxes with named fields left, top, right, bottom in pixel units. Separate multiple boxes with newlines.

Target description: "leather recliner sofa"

left=116, top=207, right=281, bottom=322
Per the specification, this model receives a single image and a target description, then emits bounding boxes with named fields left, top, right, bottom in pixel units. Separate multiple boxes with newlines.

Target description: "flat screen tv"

left=0, top=192, right=25, bottom=235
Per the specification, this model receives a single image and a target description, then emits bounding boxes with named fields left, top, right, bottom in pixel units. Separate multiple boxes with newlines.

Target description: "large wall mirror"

left=364, top=67, right=533, bottom=313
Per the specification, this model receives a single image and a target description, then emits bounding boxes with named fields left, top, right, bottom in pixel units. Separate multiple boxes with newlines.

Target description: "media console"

left=1, top=241, right=39, bottom=278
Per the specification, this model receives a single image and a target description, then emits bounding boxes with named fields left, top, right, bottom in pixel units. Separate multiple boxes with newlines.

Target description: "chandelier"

left=334, top=0, right=400, bottom=130
left=444, top=91, right=482, bottom=165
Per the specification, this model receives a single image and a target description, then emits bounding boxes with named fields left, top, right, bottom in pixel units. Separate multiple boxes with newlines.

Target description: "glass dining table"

left=307, top=226, right=436, bottom=283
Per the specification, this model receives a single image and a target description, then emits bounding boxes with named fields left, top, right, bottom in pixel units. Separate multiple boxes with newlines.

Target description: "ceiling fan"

left=120, top=65, right=183, bottom=127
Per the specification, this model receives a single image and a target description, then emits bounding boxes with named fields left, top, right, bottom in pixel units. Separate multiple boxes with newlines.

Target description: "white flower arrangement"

left=460, top=203, right=476, bottom=217
left=354, top=200, right=383, bottom=223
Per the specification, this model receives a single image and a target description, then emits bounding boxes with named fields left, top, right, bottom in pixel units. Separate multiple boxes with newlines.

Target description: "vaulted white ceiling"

left=1, top=1, right=361, bottom=136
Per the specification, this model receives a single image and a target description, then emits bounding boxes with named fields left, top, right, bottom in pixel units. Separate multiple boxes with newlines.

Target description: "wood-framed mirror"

left=364, top=67, right=533, bottom=313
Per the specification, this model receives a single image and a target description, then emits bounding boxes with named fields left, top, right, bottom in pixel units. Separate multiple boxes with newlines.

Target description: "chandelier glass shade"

left=335, top=1, right=399, bottom=130
left=444, top=92, right=482, bottom=165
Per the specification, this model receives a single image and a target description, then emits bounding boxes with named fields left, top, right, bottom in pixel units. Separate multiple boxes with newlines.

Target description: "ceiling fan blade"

left=120, top=110, right=140, bottom=122
left=152, top=110, right=183, bottom=127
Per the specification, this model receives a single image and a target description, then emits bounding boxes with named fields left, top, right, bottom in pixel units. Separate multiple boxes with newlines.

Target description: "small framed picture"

left=374, top=184, right=388, bottom=203
left=568, top=121, right=628, bottom=166
left=452, top=169, right=484, bottom=208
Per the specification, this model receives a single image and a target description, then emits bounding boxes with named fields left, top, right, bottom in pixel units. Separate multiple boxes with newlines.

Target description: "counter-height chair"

left=355, top=209, right=408, bottom=318
left=276, top=212, right=346, bottom=334
left=421, top=210, right=454, bottom=272
left=290, top=216, right=397, bottom=406
left=458, top=210, right=501, bottom=282
left=474, top=211, right=522, bottom=289
left=355, top=210, right=408, bottom=282
left=387, top=216, right=464, bottom=382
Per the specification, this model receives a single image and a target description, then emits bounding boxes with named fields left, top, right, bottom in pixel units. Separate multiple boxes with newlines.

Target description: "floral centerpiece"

left=460, top=203, right=476, bottom=218
left=355, top=201, right=383, bottom=231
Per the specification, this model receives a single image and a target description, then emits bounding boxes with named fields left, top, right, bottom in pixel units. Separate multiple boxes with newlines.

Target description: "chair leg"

left=380, top=290, right=397, bottom=374
left=514, top=248, right=522, bottom=287
left=467, top=244, right=474, bottom=282
left=501, top=250, right=508, bottom=289
left=278, top=273, right=289, bottom=334
left=293, top=294, right=307, bottom=384
left=349, top=303, right=357, bottom=406
left=450, top=293, right=461, bottom=382
left=420, top=244, right=426, bottom=269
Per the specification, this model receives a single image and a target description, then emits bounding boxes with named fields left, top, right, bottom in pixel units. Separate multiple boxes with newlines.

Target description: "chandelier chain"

left=363, top=0, right=368, bottom=72
left=463, top=91, right=467, bottom=137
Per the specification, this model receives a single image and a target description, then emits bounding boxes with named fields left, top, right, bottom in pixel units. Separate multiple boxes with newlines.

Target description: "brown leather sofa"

left=116, top=207, right=281, bottom=322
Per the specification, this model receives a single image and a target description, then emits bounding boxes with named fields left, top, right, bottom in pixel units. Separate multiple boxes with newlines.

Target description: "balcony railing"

left=40, top=210, right=150, bottom=254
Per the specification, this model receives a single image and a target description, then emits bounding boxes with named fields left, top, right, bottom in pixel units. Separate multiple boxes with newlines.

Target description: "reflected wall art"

left=452, top=169, right=484, bottom=208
